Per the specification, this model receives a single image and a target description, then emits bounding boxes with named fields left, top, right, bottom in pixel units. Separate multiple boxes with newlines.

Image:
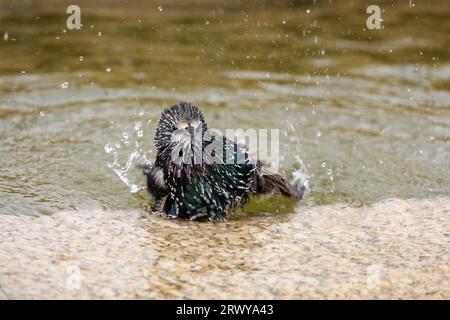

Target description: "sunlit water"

left=0, top=0, right=449, bottom=299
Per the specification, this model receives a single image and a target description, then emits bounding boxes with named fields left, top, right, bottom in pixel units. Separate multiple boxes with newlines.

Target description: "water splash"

left=107, top=149, right=142, bottom=193
left=292, top=156, right=311, bottom=197
left=104, top=111, right=152, bottom=194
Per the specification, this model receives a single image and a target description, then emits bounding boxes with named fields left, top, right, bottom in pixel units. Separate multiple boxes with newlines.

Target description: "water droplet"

left=158, top=6, right=163, bottom=12
left=104, top=143, right=114, bottom=153
left=306, top=9, right=311, bottom=14
left=3, top=32, right=8, bottom=41
left=98, top=31, right=102, bottom=37
left=134, top=121, right=142, bottom=131
left=79, top=56, right=84, bottom=61
left=40, top=111, right=45, bottom=117
left=60, top=81, right=69, bottom=89
left=316, top=131, right=322, bottom=137
left=105, top=67, right=111, bottom=72
left=327, top=168, right=333, bottom=175
left=282, top=20, right=286, bottom=24
left=321, top=162, right=327, bottom=168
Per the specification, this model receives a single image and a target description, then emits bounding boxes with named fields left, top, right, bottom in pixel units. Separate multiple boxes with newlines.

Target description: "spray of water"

left=282, top=119, right=311, bottom=197
left=104, top=111, right=152, bottom=194
left=292, top=155, right=311, bottom=197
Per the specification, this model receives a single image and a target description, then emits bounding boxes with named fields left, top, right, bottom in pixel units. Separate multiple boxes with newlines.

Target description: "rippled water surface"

left=0, top=0, right=449, bottom=215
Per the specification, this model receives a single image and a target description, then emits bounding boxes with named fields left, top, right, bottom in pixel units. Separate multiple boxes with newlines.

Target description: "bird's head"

left=155, top=102, right=208, bottom=170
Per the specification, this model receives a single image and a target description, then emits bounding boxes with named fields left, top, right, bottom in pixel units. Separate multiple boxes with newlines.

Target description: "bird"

left=143, top=102, right=304, bottom=221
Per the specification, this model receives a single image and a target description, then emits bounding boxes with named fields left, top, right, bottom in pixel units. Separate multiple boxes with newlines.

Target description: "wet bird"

left=143, top=102, right=304, bottom=221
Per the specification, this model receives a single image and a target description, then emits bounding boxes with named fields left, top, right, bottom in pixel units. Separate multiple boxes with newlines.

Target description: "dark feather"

left=143, top=102, right=303, bottom=221
left=256, top=161, right=305, bottom=199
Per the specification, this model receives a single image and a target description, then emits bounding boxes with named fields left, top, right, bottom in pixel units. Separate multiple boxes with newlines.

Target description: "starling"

left=143, top=102, right=304, bottom=221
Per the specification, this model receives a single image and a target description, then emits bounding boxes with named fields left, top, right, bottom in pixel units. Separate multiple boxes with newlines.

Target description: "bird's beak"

left=186, top=125, right=195, bottom=137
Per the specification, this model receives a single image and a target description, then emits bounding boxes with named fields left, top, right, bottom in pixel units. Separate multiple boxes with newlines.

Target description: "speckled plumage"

left=144, top=102, right=304, bottom=221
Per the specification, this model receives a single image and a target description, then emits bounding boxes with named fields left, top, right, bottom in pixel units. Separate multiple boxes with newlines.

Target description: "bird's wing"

left=222, top=135, right=304, bottom=200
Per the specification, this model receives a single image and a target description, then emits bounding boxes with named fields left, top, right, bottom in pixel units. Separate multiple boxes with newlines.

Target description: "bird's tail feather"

left=256, top=162, right=305, bottom=199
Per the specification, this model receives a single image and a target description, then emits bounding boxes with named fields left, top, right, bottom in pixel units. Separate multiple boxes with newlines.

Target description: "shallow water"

left=1, top=1, right=449, bottom=215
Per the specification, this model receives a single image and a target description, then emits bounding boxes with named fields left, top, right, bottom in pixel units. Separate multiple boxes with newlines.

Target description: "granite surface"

left=0, top=197, right=449, bottom=299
